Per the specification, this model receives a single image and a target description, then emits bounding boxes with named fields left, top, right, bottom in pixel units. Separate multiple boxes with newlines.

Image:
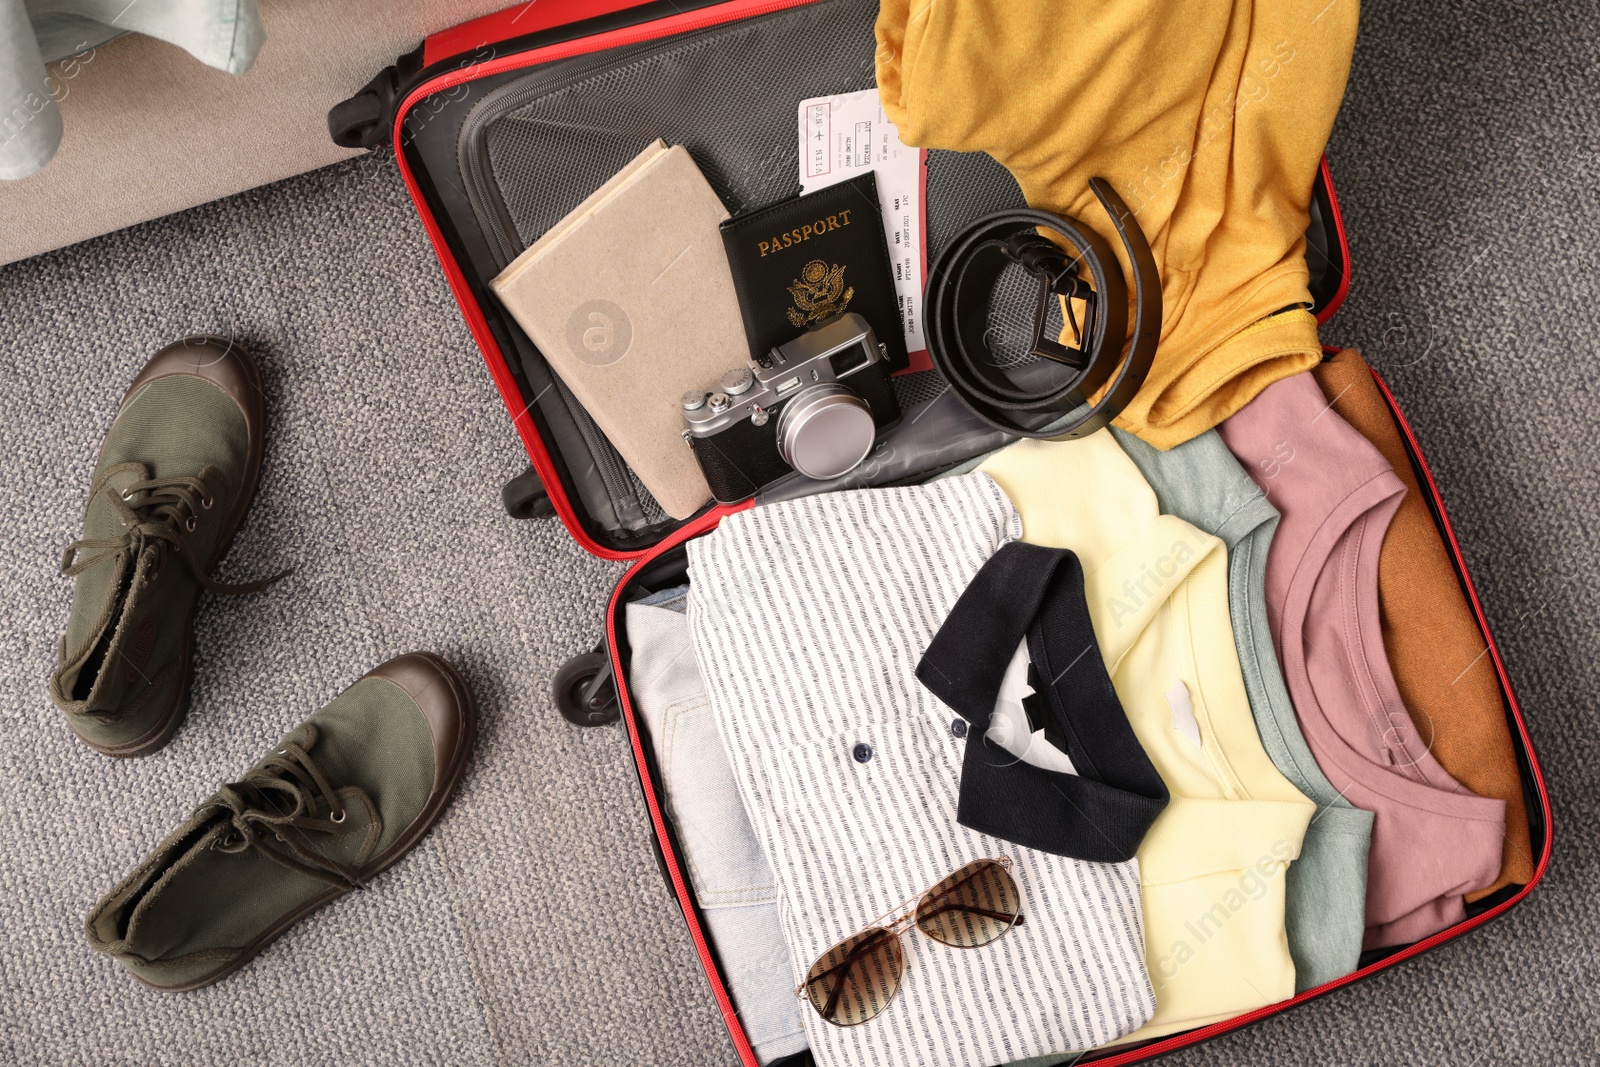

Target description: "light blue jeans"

left=626, top=586, right=807, bottom=1065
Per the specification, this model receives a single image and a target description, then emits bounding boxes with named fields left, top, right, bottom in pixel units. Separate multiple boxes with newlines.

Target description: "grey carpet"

left=1, top=2, right=1596, bottom=1064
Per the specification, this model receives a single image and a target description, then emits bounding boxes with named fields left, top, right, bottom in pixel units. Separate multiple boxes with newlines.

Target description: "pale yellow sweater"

left=980, top=435, right=1315, bottom=1041
left=877, top=0, right=1359, bottom=448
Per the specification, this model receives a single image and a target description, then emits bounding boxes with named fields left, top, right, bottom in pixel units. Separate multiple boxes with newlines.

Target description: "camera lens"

left=775, top=384, right=875, bottom=480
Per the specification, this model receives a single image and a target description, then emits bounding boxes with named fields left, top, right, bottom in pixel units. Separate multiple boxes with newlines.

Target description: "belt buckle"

left=1005, top=234, right=1099, bottom=368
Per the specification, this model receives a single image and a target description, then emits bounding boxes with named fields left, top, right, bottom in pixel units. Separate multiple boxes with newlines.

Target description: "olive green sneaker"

left=85, top=653, right=477, bottom=991
left=50, top=337, right=280, bottom=756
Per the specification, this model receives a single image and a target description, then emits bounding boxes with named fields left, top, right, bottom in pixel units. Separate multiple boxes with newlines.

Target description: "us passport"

left=719, top=171, right=910, bottom=372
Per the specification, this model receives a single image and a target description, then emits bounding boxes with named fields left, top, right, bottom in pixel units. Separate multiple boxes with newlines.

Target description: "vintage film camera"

left=683, top=313, right=901, bottom=503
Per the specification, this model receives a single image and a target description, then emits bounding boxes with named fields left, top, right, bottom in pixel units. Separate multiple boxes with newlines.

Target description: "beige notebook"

left=490, top=140, right=747, bottom=519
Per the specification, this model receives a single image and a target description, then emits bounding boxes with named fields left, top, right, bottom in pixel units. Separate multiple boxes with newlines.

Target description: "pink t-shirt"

left=1218, top=371, right=1504, bottom=948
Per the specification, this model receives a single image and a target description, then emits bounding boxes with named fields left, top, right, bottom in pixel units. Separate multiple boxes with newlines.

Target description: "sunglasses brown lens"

left=915, top=859, right=1021, bottom=949
left=802, top=927, right=906, bottom=1026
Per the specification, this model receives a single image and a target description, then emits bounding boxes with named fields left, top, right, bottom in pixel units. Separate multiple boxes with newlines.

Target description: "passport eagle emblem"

left=786, top=259, right=854, bottom=328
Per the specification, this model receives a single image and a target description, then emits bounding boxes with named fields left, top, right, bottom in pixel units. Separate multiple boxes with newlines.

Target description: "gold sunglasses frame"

left=794, top=856, right=1024, bottom=1026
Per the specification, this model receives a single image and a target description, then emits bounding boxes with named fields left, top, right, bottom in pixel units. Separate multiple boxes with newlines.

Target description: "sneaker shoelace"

left=60, top=469, right=285, bottom=594
left=196, top=739, right=364, bottom=890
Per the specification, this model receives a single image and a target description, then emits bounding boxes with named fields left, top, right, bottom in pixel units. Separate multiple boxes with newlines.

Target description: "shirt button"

left=951, top=719, right=968, bottom=739
left=852, top=742, right=874, bottom=763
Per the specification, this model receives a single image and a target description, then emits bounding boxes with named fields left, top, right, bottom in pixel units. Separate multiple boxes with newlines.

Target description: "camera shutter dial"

left=720, top=368, right=755, bottom=396
left=775, top=384, right=876, bottom=480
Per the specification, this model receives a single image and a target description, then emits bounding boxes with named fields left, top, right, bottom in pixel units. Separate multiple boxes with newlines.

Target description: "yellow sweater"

left=979, top=435, right=1315, bottom=1041
left=877, top=0, right=1358, bottom=449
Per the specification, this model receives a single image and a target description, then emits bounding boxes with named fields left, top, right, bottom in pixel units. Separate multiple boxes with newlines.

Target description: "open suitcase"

left=331, top=2, right=1554, bottom=1063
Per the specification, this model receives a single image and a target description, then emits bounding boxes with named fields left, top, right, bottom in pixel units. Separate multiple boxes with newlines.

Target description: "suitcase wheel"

left=502, top=464, right=557, bottom=520
left=553, top=648, right=620, bottom=727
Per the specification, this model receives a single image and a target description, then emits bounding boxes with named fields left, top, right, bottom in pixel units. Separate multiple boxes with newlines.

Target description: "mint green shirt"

left=1113, top=426, right=1373, bottom=992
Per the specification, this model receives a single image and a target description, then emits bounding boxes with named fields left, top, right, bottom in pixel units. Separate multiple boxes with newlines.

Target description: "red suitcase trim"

left=1316, top=155, right=1353, bottom=325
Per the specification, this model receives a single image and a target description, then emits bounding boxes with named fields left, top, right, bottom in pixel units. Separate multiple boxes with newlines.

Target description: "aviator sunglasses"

left=796, top=857, right=1024, bottom=1026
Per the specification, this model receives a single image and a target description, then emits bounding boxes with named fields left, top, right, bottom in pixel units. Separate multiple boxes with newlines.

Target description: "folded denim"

left=626, top=587, right=807, bottom=1066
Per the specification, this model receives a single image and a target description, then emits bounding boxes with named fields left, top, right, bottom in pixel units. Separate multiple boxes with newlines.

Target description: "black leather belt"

left=925, top=178, right=1162, bottom=439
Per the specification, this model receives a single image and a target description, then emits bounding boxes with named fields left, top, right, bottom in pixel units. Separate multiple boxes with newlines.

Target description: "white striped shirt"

left=687, top=472, right=1154, bottom=1067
